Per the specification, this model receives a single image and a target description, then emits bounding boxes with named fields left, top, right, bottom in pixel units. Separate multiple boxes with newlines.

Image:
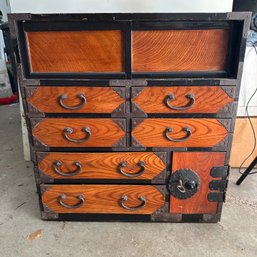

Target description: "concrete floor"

left=0, top=104, right=257, bottom=257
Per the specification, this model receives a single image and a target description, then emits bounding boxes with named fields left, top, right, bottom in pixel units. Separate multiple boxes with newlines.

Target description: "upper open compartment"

left=131, top=21, right=242, bottom=78
left=18, top=20, right=129, bottom=79
left=12, top=13, right=249, bottom=80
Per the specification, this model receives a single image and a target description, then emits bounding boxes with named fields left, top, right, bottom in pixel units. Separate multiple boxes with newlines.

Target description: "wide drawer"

left=37, top=152, right=166, bottom=182
left=132, top=118, right=230, bottom=148
left=132, top=86, right=234, bottom=114
left=31, top=118, right=126, bottom=148
left=26, top=86, right=125, bottom=114
left=41, top=185, right=166, bottom=214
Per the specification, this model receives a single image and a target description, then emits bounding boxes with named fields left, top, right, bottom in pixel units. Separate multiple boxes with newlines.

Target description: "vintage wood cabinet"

left=9, top=12, right=250, bottom=222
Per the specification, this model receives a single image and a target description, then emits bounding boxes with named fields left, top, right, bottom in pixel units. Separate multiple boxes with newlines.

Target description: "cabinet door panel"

left=170, top=152, right=226, bottom=214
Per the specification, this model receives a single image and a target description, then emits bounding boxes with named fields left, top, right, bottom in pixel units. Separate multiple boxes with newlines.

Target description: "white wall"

left=9, top=0, right=233, bottom=13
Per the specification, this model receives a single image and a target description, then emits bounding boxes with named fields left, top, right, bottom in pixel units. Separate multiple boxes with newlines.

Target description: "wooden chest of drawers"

left=9, top=12, right=250, bottom=222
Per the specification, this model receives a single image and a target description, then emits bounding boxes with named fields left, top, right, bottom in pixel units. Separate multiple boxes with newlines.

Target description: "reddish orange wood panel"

left=32, top=118, right=125, bottom=147
left=41, top=185, right=165, bottom=214
left=132, top=29, right=229, bottom=72
left=27, top=87, right=124, bottom=113
left=26, top=30, right=124, bottom=72
left=38, top=152, right=166, bottom=180
left=132, top=86, right=233, bottom=114
left=170, top=152, right=226, bottom=214
left=132, top=118, right=228, bottom=148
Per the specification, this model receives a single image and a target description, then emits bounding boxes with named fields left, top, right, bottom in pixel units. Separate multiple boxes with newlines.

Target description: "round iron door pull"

left=165, top=93, right=195, bottom=111
left=165, top=126, right=192, bottom=142
left=120, top=195, right=146, bottom=211
left=118, top=161, right=146, bottom=177
left=64, top=127, right=91, bottom=143
left=57, top=193, right=85, bottom=209
left=53, top=161, right=81, bottom=177
left=58, top=93, right=86, bottom=110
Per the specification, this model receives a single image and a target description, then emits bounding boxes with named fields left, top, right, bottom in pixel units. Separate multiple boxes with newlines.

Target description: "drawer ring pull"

left=165, top=93, right=195, bottom=110
left=53, top=161, right=81, bottom=177
left=58, top=93, right=86, bottom=110
left=64, top=127, right=91, bottom=143
left=120, top=195, right=146, bottom=211
left=118, top=161, right=146, bottom=177
left=57, top=193, right=85, bottom=209
left=165, top=126, right=192, bottom=142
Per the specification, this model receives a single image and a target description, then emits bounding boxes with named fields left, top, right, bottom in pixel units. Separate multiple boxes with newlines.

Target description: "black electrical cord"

left=238, top=44, right=257, bottom=175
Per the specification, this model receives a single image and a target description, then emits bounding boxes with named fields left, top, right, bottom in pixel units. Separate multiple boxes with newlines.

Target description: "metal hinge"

left=207, top=192, right=226, bottom=202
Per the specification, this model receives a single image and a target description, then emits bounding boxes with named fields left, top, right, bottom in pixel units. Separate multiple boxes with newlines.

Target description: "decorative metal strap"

left=165, top=93, right=195, bottom=110
left=63, top=127, right=91, bottom=143
left=58, top=94, right=86, bottom=110
left=57, top=194, right=85, bottom=209
left=53, top=161, right=81, bottom=177
left=120, top=195, right=146, bottom=211
left=118, top=161, right=146, bottom=177
left=165, top=126, right=192, bottom=142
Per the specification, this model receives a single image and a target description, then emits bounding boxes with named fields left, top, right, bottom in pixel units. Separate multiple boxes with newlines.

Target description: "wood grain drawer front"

left=38, top=152, right=166, bottom=181
left=132, top=86, right=234, bottom=114
left=26, top=87, right=125, bottom=114
left=170, top=152, right=226, bottom=214
left=26, top=30, right=124, bottom=73
left=132, top=118, right=229, bottom=148
left=132, top=29, right=229, bottom=73
left=32, top=118, right=125, bottom=148
left=41, top=185, right=166, bottom=214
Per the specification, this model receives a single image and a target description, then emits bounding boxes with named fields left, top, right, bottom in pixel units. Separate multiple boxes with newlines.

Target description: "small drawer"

left=132, top=118, right=230, bottom=148
left=41, top=184, right=166, bottom=215
left=132, top=86, right=234, bottom=115
left=169, top=152, right=227, bottom=214
left=37, top=152, right=167, bottom=182
left=26, top=86, right=125, bottom=115
left=31, top=118, right=126, bottom=148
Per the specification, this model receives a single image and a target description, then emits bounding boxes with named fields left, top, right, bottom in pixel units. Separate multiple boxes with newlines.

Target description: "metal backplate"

left=168, top=169, right=200, bottom=200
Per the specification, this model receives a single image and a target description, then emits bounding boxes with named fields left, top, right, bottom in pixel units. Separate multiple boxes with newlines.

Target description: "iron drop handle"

left=57, top=194, right=85, bottom=209
left=177, top=178, right=197, bottom=193
left=165, top=93, right=195, bottom=110
left=64, top=127, right=91, bottom=143
left=53, top=161, right=81, bottom=177
left=118, top=161, right=146, bottom=177
left=120, top=195, right=146, bottom=211
left=165, top=126, right=192, bottom=142
left=58, top=93, right=86, bottom=110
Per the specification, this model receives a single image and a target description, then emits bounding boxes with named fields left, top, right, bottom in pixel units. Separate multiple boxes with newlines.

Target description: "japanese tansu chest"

left=9, top=12, right=250, bottom=222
